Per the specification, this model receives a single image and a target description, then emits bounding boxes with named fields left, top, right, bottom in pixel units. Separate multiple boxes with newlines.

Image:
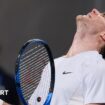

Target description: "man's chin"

left=76, top=15, right=83, bottom=20
left=76, top=15, right=89, bottom=22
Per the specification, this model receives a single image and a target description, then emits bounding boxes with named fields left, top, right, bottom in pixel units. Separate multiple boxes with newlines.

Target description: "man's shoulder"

left=84, top=58, right=105, bottom=77
left=82, top=58, right=105, bottom=86
left=77, top=54, right=105, bottom=76
left=93, top=57, right=105, bottom=69
left=54, top=56, right=65, bottom=63
left=52, top=56, right=66, bottom=68
left=97, top=58, right=105, bottom=72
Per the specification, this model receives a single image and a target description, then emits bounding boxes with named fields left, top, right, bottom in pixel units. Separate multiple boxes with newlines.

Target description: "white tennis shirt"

left=29, top=51, right=105, bottom=105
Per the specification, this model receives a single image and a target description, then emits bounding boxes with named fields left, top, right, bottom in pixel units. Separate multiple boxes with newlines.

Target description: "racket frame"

left=15, top=39, right=55, bottom=105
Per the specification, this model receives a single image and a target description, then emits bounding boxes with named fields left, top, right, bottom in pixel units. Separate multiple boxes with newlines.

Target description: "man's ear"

left=100, top=32, right=105, bottom=42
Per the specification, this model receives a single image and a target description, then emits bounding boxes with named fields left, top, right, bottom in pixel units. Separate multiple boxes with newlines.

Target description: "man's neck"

left=66, top=34, right=100, bottom=57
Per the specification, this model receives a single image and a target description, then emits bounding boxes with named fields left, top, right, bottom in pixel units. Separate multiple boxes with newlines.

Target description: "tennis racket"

left=15, top=39, right=55, bottom=105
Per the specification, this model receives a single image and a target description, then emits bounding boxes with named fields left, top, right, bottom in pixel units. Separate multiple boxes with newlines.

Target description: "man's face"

left=76, top=9, right=105, bottom=35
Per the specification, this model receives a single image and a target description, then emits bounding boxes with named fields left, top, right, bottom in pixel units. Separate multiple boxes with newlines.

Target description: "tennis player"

left=29, top=8, right=105, bottom=105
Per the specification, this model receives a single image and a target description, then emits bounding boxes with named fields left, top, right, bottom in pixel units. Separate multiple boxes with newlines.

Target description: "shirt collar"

left=62, top=51, right=102, bottom=60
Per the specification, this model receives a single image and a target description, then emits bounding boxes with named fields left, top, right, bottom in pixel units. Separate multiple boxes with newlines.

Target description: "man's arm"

left=3, top=102, right=11, bottom=105
left=0, top=99, right=11, bottom=105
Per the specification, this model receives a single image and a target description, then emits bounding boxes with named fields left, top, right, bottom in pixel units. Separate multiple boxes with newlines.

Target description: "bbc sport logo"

left=0, top=90, right=9, bottom=95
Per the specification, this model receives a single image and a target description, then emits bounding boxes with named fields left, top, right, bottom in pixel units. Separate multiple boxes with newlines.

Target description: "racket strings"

left=20, top=46, right=48, bottom=69
left=21, top=45, right=41, bottom=57
left=21, top=45, right=45, bottom=61
left=20, top=52, right=48, bottom=68
left=19, top=44, right=51, bottom=102
left=20, top=47, right=46, bottom=65
left=20, top=54, right=49, bottom=71
left=20, top=58, right=48, bottom=75
left=20, top=53, right=49, bottom=82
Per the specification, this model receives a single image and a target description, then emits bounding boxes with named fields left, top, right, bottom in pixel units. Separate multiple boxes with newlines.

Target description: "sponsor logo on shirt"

left=62, top=71, right=72, bottom=74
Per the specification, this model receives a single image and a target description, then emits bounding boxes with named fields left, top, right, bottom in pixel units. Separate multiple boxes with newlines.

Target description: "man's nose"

left=91, top=8, right=100, bottom=15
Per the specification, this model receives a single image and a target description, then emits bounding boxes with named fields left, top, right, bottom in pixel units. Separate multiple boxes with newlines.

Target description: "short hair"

left=100, top=45, right=105, bottom=59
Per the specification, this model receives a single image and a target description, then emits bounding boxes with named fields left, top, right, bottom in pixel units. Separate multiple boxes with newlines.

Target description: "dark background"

left=0, top=0, right=105, bottom=75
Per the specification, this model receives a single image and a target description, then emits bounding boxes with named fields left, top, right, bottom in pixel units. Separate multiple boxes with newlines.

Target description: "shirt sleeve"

left=84, top=65, right=105, bottom=104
